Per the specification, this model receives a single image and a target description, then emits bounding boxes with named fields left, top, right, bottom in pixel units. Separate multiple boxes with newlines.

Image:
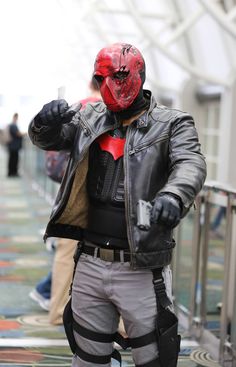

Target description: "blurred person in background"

left=28, top=43, right=206, bottom=367
left=210, top=205, right=226, bottom=239
left=7, top=113, right=23, bottom=177
left=30, top=76, right=101, bottom=325
left=29, top=270, right=52, bottom=311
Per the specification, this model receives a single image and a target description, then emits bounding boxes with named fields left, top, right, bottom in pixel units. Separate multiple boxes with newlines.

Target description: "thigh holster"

left=152, top=268, right=181, bottom=367
left=63, top=297, right=160, bottom=366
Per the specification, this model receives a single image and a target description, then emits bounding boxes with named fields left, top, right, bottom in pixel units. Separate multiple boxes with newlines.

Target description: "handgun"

left=137, top=199, right=152, bottom=230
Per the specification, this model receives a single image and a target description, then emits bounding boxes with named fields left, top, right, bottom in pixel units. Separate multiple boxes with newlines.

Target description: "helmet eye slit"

left=94, top=75, right=104, bottom=84
left=113, top=70, right=129, bottom=80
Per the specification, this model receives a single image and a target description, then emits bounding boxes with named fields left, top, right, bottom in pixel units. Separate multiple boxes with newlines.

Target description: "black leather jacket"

left=28, top=90, right=206, bottom=269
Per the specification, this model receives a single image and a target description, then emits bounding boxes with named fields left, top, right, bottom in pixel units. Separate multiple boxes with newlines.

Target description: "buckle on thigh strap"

left=115, top=330, right=156, bottom=350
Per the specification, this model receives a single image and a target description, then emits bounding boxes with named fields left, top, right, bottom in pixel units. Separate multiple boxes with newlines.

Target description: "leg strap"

left=72, top=319, right=158, bottom=366
left=152, top=268, right=172, bottom=312
left=73, top=321, right=117, bottom=343
left=72, top=319, right=122, bottom=365
left=73, top=318, right=157, bottom=350
left=74, top=344, right=121, bottom=365
left=116, top=330, right=156, bottom=349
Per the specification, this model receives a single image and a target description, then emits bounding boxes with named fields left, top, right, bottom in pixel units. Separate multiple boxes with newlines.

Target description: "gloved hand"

left=35, top=99, right=78, bottom=126
left=151, top=194, right=182, bottom=228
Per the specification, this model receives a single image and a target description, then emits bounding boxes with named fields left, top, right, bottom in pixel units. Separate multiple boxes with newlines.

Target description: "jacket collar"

left=136, top=90, right=156, bottom=129
left=80, top=89, right=156, bottom=131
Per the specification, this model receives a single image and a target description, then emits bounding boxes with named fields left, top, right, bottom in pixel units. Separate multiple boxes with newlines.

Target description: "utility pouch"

left=156, top=308, right=181, bottom=367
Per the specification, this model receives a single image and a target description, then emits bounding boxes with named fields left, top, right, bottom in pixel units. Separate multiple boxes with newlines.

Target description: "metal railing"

left=174, top=181, right=236, bottom=366
left=22, top=137, right=59, bottom=205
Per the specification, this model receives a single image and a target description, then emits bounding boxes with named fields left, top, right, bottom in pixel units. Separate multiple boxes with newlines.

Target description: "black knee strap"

left=73, top=320, right=117, bottom=343
left=75, top=344, right=121, bottom=365
left=122, top=330, right=156, bottom=349
left=73, top=318, right=157, bottom=350
left=72, top=319, right=122, bottom=365
left=72, top=319, right=158, bottom=365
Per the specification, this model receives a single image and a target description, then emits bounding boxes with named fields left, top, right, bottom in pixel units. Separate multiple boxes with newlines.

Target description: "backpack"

left=1, top=124, right=11, bottom=144
left=45, top=151, right=70, bottom=183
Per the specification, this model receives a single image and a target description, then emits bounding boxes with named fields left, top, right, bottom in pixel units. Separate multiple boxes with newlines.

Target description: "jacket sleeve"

left=28, top=114, right=78, bottom=151
left=158, top=112, right=207, bottom=214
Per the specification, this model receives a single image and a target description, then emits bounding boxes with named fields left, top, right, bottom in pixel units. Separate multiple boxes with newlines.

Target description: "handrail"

left=204, top=180, right=236, bottom=195
left=181, top=181, right=236, bottom=364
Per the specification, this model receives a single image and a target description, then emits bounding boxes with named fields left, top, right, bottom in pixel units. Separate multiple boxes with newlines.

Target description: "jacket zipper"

left=79, top=114, right=92, bottom=137
left=124, top=125, right=135, bottom=268
left=124, top=131, right=169, bottom=268
left=128, top=133, right=169, bottom=156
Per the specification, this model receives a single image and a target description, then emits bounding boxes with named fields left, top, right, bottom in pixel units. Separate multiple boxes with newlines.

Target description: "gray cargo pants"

left=71, top=247, right=173, bottom=367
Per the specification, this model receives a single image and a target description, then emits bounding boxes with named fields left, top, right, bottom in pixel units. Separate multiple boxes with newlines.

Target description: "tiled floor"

left=0, top=147, right=221, bottom=366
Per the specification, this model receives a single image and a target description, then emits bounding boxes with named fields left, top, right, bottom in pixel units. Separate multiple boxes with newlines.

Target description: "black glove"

left=35, top=99, right=77, bottom=126
left=151, top=194, right=182, bottom=228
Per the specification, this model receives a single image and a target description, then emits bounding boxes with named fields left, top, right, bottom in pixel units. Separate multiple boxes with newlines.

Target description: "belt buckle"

left=100, top=248, right=114, bottom=262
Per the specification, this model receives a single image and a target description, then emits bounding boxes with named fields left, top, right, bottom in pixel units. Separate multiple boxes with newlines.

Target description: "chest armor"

left=87, top=128, right=126, bottom=205
left=85, top=127, right=128, bottom=248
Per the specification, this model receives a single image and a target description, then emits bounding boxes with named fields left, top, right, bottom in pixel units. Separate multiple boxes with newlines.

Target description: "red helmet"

left=94, top=43, right=145, bottom=112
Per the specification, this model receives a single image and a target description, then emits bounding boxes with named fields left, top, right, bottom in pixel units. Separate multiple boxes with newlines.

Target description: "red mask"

left=93, top=43, right=145, bottom=112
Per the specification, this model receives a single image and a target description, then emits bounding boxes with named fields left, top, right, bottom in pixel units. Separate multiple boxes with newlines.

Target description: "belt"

left=82, top=243, right=131, bottom=262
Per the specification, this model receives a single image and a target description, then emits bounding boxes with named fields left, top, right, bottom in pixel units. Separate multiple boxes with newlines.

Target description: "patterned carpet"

left=0, top=146, right=221, bottom=366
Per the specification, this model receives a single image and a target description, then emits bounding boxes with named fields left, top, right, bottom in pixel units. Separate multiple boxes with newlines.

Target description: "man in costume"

left=28, top=43, right=206, bottom=367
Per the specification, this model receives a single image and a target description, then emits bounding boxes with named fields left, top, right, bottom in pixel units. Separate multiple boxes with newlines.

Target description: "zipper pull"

left=84, top=127, right=91, bottom=136
left=129, top=149, right=136, bottom=155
